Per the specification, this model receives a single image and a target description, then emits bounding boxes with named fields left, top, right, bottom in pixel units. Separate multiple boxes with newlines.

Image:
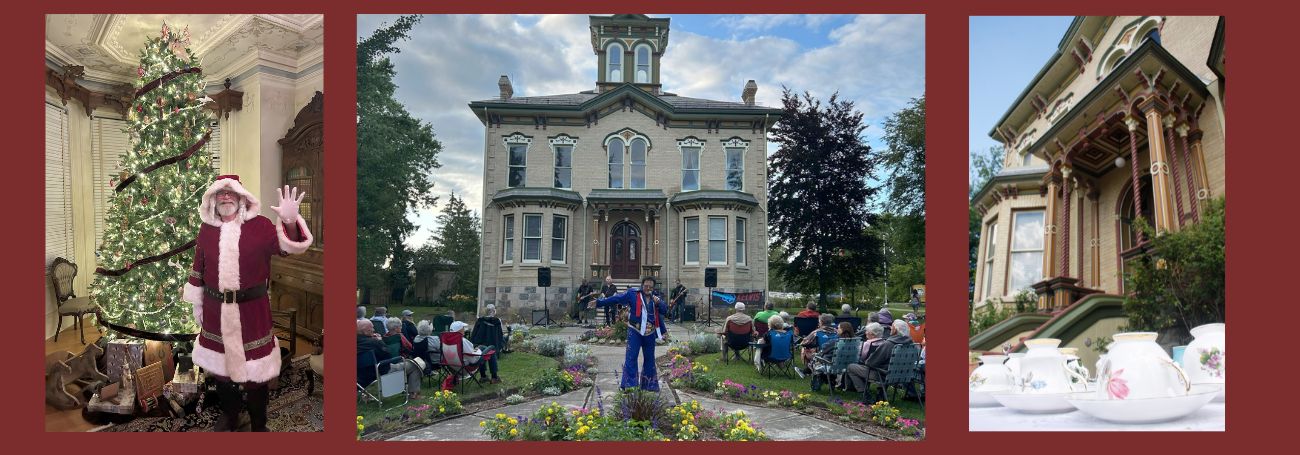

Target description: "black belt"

left=204, top=283, right=268, bottom=303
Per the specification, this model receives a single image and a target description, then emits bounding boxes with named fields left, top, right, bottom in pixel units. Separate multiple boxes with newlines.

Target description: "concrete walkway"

left=389, top=324, right=879, bottom=441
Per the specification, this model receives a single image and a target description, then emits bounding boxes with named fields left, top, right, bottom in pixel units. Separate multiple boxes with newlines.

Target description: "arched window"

left=634, top=44, right=652, bottom=84
left=608, top=137, right=625, bottom=188
left=607, top=42, right=624, bottom=83
left=629, top=137, right=647, bottom=188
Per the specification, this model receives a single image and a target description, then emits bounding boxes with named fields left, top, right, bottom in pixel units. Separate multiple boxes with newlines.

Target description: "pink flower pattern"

left=1106, top=368, right=1129, bottom=400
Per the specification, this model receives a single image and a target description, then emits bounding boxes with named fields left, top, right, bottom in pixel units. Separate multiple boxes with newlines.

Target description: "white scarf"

left=638, top=291, right=662, bottom=340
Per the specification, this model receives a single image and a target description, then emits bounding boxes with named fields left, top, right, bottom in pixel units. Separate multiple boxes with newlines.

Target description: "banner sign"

left=710, top=290, right=765, bottom=308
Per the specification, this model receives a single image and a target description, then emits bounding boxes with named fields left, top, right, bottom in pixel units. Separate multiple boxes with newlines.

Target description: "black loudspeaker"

left=681, top=305, right=697, bottom=322
left=538, top=267, right=552, bottom=287
left=704, top=268, right=718, bottom=288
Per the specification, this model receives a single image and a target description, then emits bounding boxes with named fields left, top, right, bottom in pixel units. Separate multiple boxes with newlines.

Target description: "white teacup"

left=1019, top=339, right=1087, bottom=394
left=1096, top=332, right=1191, bottom=400
left=970, top=354, right=1014, bottom=391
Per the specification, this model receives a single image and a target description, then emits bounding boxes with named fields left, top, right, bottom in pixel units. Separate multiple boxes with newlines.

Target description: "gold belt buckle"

left=222, top=290, right=236, bottom=303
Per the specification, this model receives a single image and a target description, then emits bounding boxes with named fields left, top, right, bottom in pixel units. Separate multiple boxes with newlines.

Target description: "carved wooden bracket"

left=206, top=79, right=244, bottom=119
left=45, top=65, right=134, bottom=116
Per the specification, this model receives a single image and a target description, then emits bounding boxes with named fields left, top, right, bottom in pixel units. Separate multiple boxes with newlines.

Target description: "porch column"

left=1123, top=115, right=1147, bottom=243
left=1089, top=186, right=1101, bottom=287
left=1039, top=172, right=1060, bottom=311
left=591, top=209, right=601, bottom=277
left=654, top=208, right=664, bottom=266
left=1141, top=102, right=1178, bottom=234
left=1059, top=166, right=1072, bottom=279
left=1176, top=124, right=1201, bottom=222
left=1162, top=114, right=1186, bottom=228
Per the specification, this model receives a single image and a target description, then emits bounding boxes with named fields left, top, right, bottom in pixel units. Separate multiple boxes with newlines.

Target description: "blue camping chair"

left=761, top=329, right=796, bottom=378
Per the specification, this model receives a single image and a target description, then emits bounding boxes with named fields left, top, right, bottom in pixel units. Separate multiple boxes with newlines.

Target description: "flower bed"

left=480, top=392, right=768, bottom=441
left=358, top=390, right=464, bottom=438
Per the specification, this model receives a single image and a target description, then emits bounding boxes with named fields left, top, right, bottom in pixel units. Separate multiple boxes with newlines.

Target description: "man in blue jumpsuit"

left=596, top=276, right=671, bottom=391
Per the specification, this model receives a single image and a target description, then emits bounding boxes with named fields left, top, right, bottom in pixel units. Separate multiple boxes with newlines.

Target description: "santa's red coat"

left=182, top=177, right=312, bottom=384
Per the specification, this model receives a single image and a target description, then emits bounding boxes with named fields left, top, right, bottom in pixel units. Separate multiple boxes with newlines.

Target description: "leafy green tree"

left=969, top=145, right=1004, bottom=285
left=357, top=15, right=442, bottom=297
left=878, top=96, right=926, bottom=216
left=1124, top=198, right=1225, bottom=340
left=768, top=88, right=883, bottom=311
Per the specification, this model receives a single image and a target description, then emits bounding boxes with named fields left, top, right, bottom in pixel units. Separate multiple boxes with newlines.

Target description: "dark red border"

left=5, top=0, right=1287, bottom=451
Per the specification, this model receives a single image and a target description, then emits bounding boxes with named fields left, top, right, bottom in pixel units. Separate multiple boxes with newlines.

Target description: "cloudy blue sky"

left=358, top=14, right=925, bottom=248
left=968, top=16, right=1073, bottom=187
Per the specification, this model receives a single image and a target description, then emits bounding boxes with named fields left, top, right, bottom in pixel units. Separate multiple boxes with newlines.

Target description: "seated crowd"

left=356, top=305, right=506, bottom=401
left=722, top=301, right=926, bottom=400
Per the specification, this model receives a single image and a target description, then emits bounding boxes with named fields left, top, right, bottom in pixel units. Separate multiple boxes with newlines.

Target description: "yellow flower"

left=681, top=419, right=689, bottom=425
left=508, top=418, right=518, bottom=425
left=439, top=406, right=445, bottom=413
left=496, top=413, right=506, bottom=419
left=480, top=421, right=486, bottom=427
left=509, top=428, right=518, bottom=437
left=357, top=424, right=364, bottom=431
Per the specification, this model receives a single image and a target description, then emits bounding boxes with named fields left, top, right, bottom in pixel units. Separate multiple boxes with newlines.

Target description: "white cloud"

left=359, top=14, right=924, bottom=248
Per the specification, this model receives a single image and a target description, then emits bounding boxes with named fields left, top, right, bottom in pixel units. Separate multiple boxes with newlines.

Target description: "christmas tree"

left=91, top=22, right=217, bottom=337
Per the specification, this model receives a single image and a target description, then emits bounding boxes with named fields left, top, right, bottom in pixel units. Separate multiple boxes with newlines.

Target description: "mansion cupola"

left=591, top=14, right=670, bottom=94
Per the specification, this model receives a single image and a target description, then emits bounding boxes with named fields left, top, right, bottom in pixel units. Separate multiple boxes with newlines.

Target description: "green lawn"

left=357, top=351, right=559, bottom=431
left=688, top=353, right=924, bottom=422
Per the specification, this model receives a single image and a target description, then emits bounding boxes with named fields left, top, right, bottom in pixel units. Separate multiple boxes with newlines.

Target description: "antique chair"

left=307, top=333, right=323, bottom=397
left=49, top=257, right=99, bottom=344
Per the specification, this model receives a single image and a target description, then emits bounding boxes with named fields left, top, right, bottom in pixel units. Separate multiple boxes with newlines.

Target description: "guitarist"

left=572, top=280, right=599, bottom=324
left=669, top=279, right=688, bottom=322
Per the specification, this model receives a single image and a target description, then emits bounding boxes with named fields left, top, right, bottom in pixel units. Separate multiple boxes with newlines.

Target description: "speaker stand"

left=699, top=287, right=720, bottom=327
left=533, top=290, right=554, bottom=327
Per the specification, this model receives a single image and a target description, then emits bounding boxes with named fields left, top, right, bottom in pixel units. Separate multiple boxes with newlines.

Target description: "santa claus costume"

left=181, top=175, right=312, bottom=431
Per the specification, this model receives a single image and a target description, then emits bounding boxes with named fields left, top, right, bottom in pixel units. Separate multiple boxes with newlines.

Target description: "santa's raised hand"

left=271, top=185, right=306, bottom=224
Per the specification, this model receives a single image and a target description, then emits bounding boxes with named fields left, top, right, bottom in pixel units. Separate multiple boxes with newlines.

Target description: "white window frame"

left=708, top=216, right=727, bottom=265
left=982, top=219, right=998, bottom=300
left=502, top=214, right=515, bottom=264
left=523, top=213, right=543, bottom=263
left=607, top=137, right=624, bottom=189
left=634, top=43, right=652, bottom=84
left=735, top=217, right=747, bottom=266
left=677, top=137, right=704, bottom=191
left=549, top=135, right=577, bottom=189
left=606, top=42, right=624, bottom=83
left=503, top=133, right=532, bottom=188
left=1008, top=210, right=1046, bottom=294
left=722, top=137, right=749, bottom=191
left=629, top=137, right=647, bottom=189
left=684, top=217, right=700, bottom=265
left=551, top=215, right=568, bottom=264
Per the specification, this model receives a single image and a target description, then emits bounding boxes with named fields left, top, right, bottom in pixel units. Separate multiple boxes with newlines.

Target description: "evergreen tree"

left=91, top=23, right=216, bottom=336
left=431, top=193, right=481, bottom=300
left=357, top=15, right=443, bottom=296
left=768, top=88, right=883, bottom=311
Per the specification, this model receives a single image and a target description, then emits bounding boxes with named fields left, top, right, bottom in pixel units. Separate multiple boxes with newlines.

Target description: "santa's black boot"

left=246, top=383, right=270, bottom=432
left=212, top=380, right=243, bottom=432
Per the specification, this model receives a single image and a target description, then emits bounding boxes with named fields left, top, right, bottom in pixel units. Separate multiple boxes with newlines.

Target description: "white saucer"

left=970, top=388, right=1009, bottom=407
left=1065, top=384, right=1222, bottom=424
left=990, top=391, right=1078, bottom=414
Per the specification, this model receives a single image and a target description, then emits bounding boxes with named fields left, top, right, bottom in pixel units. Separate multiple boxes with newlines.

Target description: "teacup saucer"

left=970, top=388, right=1009, bottom=407
left=990, top=391, right=1078, bottom=414
left=1065, top=384, right=1222, bottom=424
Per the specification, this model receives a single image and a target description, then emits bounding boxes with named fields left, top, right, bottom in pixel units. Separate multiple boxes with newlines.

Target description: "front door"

left=610, top=221, right=641, bottom=280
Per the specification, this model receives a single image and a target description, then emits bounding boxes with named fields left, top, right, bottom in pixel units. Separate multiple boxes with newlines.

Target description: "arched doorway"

left=1117, top=173, right=1155, bottom=293
left=610, top=221, right=641, bottom=280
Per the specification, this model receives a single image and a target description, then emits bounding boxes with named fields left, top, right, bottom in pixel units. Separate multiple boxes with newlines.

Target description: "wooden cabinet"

left=271, top=92, right=324, bottom=340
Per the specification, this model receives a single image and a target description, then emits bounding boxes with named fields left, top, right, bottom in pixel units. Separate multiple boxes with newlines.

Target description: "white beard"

left=217, top=202, right=238, bottom=217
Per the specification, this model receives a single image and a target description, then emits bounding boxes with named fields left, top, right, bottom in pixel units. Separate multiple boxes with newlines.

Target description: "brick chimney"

left=742, top=80, right=757, bottom=106
left=498, top=75, right=513, bottom=100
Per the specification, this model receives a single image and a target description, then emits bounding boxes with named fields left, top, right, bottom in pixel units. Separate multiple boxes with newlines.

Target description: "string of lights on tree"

left=90, top=22, right=218, bottom=339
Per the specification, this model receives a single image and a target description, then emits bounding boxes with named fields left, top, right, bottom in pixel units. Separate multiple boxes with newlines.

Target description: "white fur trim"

left=276, top=216, right=314, bottom=254
left=183, top=283, right=204, bottom=325
left=191, top=340, right=228, bottom=378
left=218, top=299, right=248, bottom=381
left=217, top=223, right=241, bottom=291
left=199, top=178, right=261, bottom=226
left=241, top=346, right=282, bottom=384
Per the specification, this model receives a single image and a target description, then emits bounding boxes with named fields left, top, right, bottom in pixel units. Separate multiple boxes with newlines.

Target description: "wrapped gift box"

left=104, top=340, right=145, bottom=383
